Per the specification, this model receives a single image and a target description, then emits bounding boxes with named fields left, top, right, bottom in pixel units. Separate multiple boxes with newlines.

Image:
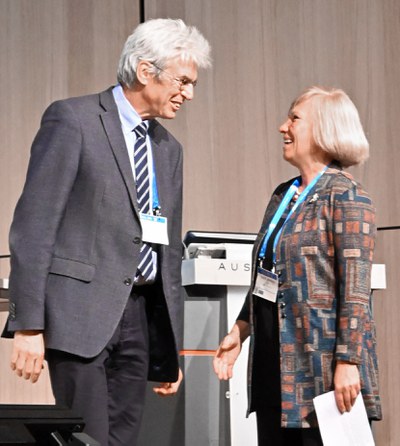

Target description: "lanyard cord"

left=258, top=166, right=328, bottom=267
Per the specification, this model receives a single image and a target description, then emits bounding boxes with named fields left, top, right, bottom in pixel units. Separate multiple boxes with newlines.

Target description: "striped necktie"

left=133, top=122, right=154, bottom=280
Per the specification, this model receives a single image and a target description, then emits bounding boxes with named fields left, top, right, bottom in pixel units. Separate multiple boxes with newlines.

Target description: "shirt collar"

left=112, top=84, right=146, bottom=133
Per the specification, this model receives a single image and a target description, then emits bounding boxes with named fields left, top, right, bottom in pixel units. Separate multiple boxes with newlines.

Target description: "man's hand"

left=334, top=361, right=361, bottom=413
left=153, top=368, right=183, bottom=397
left=10, top=330, right=45, bottom=383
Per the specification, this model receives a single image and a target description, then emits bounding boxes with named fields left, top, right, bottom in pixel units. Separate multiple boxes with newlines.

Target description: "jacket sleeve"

left=332, top=182, right=376, bottom=364
left=237, top=290, right=252, bottom=323
left=7, top=100, right=82, bottom=331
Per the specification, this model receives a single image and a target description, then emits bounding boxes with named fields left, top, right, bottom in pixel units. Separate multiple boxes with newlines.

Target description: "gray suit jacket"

left=4, top=87, right=183, bottom=382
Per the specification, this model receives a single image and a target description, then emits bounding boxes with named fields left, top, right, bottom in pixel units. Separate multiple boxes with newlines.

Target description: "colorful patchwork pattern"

left=242, top=166, right=381, bottom=427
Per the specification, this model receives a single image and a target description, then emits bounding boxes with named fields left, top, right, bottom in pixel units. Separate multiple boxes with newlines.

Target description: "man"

left=3, top=18, right=211, bottom=445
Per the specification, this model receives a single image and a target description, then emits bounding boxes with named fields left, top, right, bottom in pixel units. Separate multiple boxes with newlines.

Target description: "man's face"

left=141, top=58, right=198, bottom=120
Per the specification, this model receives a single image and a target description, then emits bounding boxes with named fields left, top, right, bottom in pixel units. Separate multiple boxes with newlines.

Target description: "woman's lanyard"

left=258, top=166, right=328, bottom=269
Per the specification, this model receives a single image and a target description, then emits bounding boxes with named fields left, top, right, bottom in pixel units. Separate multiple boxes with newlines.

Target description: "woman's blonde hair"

left=290, top=86, right=369, bottom=167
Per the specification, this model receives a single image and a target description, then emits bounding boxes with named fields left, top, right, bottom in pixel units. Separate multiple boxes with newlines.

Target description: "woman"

left=213, top=86, right=381, bottom=445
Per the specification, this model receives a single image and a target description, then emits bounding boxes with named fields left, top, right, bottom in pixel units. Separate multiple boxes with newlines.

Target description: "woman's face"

left=279, top=99, right=319, bottom=168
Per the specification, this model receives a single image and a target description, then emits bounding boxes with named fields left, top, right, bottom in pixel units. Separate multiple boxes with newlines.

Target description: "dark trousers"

left=47, top=291, right=149, bottom=446
left=256, top=407, right=323, bottom=446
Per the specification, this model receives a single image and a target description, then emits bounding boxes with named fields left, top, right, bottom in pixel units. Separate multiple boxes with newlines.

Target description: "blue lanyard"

left=151, top=161, right=161, bottom=215
left=258, top=166, right=328, bottom=266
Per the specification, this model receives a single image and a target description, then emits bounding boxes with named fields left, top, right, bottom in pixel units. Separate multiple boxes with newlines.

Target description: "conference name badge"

left=253, top=267, right=278, bottom=303
left=140, top=213, right=169, bottom=245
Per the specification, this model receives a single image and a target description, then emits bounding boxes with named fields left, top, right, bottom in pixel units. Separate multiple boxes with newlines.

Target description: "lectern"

left=181, top=231, right=258, bottom=446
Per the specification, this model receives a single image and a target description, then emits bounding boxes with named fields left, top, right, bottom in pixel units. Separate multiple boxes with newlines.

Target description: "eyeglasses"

left=152, top=63, right=197, bottom=90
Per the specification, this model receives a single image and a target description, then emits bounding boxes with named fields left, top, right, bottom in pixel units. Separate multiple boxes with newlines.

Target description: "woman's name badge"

left=253, top=267, right=278, bottom=303
left=140, top=213, right=169, bottom=245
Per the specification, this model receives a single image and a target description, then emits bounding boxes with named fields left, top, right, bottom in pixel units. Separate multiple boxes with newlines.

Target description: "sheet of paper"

left=313, top=391, right=375, bottom=446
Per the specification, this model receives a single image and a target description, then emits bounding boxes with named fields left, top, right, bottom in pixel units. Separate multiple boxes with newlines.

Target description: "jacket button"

left=281, top=312, right=287, bottom=319
left=9, top=302, right=16, bottom=320
left=124, top=278, right=132, bottom=286
left=133, top=237, right=141, bottom=244
left=280, top=302, right=286, bottom=309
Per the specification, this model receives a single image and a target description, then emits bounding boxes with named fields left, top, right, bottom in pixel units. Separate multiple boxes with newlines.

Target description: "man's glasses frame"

left=152, top=63, right=197, bottom=90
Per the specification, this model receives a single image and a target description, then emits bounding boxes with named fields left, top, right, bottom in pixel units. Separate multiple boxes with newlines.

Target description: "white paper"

left=313, top=391, right=375, bottom=446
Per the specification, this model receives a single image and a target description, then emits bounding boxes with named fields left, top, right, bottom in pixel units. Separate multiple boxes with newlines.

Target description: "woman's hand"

left=213, top=321, right=249, bottom=381
left=334, top=361, right=361, bottom=413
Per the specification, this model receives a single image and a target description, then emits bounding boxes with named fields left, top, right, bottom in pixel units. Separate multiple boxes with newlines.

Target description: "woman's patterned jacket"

left=238, top=164, right=382, bottom=427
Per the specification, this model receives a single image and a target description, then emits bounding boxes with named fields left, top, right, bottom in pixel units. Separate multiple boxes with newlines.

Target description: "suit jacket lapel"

left=99, top=89, right=140, bottom=217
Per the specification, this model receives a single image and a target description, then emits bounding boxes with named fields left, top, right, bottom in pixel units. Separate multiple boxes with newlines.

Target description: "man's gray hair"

left=117, top=18, right=211, bottom=88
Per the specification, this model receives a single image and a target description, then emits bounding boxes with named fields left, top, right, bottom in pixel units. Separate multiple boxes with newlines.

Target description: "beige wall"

left=373, top=230, right=400, bottom=445
left=1, top=0, right=399, bottom=444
